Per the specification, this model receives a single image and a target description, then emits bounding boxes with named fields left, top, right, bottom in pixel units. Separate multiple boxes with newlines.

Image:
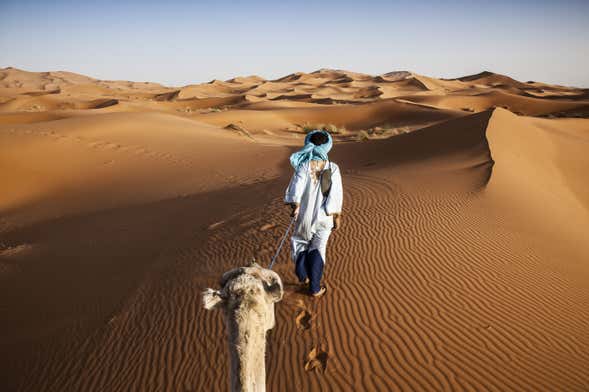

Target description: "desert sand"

left=1, top=67, right=589, bottom=391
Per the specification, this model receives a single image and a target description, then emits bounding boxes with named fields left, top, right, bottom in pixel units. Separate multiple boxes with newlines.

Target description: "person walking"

left=284, top=130, right=343, bottom=297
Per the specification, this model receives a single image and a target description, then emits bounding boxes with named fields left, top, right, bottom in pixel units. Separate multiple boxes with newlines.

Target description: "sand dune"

left=1, top=67, right=589, bottom=391
left=189, top=99, right=465, bottom=134
left=0, top=111, right=289, bottom=224
left=397, top=90, right=589, bottom=116
left=2, top=67, right=587, bottom=129
left=456, top=70, right=531, bottom=88
left=0, top=67, right=96, bottom=93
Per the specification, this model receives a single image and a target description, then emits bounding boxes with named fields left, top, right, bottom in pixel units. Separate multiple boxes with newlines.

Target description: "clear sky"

left=1, top=0, right=588, bottom=87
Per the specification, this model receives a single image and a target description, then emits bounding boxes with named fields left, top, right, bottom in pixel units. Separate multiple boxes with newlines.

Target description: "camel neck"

left=226, top=306, right=267, bottom=392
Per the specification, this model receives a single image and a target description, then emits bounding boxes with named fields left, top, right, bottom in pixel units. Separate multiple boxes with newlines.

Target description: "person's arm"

left=284, top=162, right=307, bottom=217
left=324, top=163, right=343, bottom=230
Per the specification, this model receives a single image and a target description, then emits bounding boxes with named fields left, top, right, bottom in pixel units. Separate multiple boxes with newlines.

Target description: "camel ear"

left=203, top=288, right=225, bottom=310
left=262, top=275, right=284, bottom=303
left=249, top=257, right=259, bottom=267
left=220, top=267, right=246, bottom=287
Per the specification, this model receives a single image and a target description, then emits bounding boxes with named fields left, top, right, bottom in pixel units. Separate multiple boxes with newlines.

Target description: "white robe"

left=284, top=160, right=343, bottom=264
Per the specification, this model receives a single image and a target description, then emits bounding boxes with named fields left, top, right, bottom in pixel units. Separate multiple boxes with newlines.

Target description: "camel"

left=203, top=262, right=283, bottom=392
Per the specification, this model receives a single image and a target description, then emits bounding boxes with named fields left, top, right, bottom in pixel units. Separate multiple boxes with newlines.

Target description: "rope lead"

left=268, top=216, right=296, bottom=270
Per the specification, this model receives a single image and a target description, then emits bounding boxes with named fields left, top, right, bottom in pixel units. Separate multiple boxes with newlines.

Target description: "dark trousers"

left=295, top=249, right=324, bottom=294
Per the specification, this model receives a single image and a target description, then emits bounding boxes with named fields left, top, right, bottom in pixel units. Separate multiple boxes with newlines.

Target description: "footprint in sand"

left=207, top=220, right=225, bottom=230
left=259, top=223, right=276, bottom=232
left=304, top=347, right=328, bottom=373
left=295, top=309, right=312, bottom=331
left=0, top=243, right=33, bottom=257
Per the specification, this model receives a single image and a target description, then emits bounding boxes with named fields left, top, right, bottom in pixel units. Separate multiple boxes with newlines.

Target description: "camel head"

left=203, top=262, right=283, bottom=330
left=203, top=262, right=282, bottom=391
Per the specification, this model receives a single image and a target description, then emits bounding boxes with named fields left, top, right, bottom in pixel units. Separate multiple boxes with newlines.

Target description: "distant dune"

left=1, top=67, right=588, bottom=391
left=2, top=66, right=587, bottom=130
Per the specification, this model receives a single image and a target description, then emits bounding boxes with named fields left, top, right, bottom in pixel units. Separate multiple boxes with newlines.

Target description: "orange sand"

left=1, top=67, right=588, bottom=391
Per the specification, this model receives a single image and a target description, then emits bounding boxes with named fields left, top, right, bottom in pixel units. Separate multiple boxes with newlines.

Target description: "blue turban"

left=289, top=130, right=333, bottom=169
